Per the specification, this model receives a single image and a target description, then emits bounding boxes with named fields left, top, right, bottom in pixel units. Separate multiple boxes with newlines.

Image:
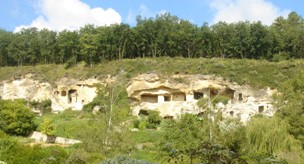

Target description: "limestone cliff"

left=0, top=73, right=277, bottom=122
left=0, top=74, right=100, bottom=112
left=127, top=73, right=277, bottom=122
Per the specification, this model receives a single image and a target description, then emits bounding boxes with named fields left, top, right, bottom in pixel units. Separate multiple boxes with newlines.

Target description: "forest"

left=0, top=11, right=303, bottom=163
left=0, top=12, right=303, bottom=67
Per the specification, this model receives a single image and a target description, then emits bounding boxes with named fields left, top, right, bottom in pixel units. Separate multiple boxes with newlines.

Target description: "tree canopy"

left=0, top=12, right=303, bottom=67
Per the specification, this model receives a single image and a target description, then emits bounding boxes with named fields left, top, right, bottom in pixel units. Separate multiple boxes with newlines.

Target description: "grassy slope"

left=3, top=58, right=303, bottom=162
left=0, top=57, right=303, bottom=89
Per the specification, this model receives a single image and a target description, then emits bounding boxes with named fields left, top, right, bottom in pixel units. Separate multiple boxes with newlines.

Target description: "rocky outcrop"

left=0, top=74, right=100, bottom=112
left=0, top=73, right=278, bottom=121
left=51, top=78, right=99, bottom=111
left=0, top=74, right=52, bottom=101
left=127, top=73, right=277, bottom=122
left=30, top=131, right=82, bottom=145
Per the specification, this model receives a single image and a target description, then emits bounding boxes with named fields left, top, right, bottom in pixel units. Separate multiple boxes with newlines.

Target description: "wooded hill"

left=0, top=12, right=303, bottom=67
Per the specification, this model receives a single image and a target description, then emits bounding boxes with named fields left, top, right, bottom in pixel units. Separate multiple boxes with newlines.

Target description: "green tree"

left=0, top=100, right=36, bottom=136
left=79, top=24, right=99, bottom=66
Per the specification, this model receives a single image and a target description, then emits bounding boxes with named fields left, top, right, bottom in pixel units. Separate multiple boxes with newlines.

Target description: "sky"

left=0, top=0, right=303, bottom=32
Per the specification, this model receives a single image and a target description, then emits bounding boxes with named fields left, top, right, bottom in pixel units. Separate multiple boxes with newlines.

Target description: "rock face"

left=30, top=131, right=82, bottom=145
left=0, top=74, right=52, bottom=101
left=0, top=74, right=100, bottom=112
left=127, top=73, right=277, bottom=122
left=51, top=78, right=99, bottom=112
left=0, top=73, right=277, bottom=121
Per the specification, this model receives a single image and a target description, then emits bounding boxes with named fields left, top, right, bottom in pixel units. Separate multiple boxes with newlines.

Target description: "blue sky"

left=0, top=0, right=303, bottom=32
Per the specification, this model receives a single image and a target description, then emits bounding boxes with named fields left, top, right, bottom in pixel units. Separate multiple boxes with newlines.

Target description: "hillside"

left=0, top=57, right=302, bottom=89
left=0, top=58, right=303, bottom=163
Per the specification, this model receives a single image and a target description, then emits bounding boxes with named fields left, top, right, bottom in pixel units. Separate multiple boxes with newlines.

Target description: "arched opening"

left=54, top=91, right=59, bottom=96
left=68, top=89, right=77, bottom=103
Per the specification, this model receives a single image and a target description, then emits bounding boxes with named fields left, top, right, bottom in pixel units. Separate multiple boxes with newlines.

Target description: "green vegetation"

left=0, top=100, right=36, bottom=136
left=0, top=12, right=303, bottom=67
left=0, top=58, right=303, bottom=163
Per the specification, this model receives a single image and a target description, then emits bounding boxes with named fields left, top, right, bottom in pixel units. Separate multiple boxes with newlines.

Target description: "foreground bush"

left=0, top=99, right=36, bottom=136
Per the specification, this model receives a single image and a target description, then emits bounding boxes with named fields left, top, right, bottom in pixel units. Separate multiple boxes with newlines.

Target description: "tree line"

left=0, top=12, right=303, bottom=67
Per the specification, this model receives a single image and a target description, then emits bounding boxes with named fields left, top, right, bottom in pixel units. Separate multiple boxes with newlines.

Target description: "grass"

left=2, top=57, right=304, bottom=162
left=0, top=57, right=303, bottom=89
left=36, top=110, right=96, bottom=139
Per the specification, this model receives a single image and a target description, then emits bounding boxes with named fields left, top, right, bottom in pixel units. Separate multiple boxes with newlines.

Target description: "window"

left=194, top=92, right=204, bottom=100
left=258, top=106, right=264, bottom=113
left=238, top=93, right=243, bottom=101
left=61, top=91, right=66, bottom=96
left=164, top=95, right=171, bottom=101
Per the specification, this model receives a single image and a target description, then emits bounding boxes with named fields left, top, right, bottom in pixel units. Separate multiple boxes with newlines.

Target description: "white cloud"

left=126, top=4, right=168, bottom=25
left=209, top=0, right=290, bottom=25
left=15, top=0, right=122, bottom=32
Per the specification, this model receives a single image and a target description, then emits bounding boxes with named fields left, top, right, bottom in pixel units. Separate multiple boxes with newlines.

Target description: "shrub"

left=29, top=100, right=52, bottom=114
left=147, top=111, right=162, bottom=128
left=212, top=95, right=230, bottom=106
left=133, top=119, right=141, bottom=129
left=101, top=155, right=155, bottom=164
left=0, top=100, right=36, bottom=136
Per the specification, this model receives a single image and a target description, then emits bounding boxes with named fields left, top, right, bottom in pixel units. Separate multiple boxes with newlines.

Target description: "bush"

left=212, top=95, right=230, bottom=106
left=29, top=100, right=52, bottom=114
left=147, top=111, right=162, bottom=129
left=133, top=119, right=141, bottom=129
left=101, top=155, right=155, bottom=164
left=0, top=100, right=36, bottom=136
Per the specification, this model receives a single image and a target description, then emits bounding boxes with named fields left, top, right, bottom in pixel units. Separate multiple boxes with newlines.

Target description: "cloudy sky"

left=0, top=0, right=303, bottom=32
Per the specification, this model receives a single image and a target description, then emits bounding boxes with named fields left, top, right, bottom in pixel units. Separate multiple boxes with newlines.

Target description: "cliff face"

left=127, top=73, right=277, bottom=122
left=0, top=74, right=52, bottom=101
left=0, top=73, right=277, bottom=122
left=0, top=74, right=99, bottom=112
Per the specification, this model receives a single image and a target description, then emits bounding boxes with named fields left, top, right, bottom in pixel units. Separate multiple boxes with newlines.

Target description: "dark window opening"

left=141, top=94, right=158, bottom=103
left=61, top=91, right=66, bottom=96
left=238, top=93, right=243, bottom=101
left=210, top=89, right=218, bottom=97
left=229, top=111, right=234, bottom=116
left=164, top=116, right=173, bottom=119
left=194, top=92, right=204, bottom=100
left=164, top=95, right=171, bottom=102
left=68, top=89, right=77, bottom=95
left=258, top=106, right=264, bottom=113
left=138, top=110, right=149, bottom=116
left=223, top=88, right=235, bottom=99
left=68, top=90, right=77, bottom=103
left=197, top=112, right=205, bottom=117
